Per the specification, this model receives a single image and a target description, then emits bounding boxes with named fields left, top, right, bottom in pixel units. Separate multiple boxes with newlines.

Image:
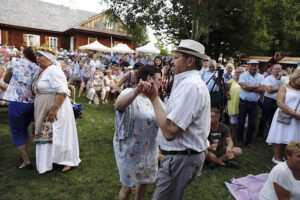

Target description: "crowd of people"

left=1, top=40, right=300, bottom=200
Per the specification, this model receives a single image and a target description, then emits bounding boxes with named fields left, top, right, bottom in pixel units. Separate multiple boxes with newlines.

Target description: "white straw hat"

left=172, top=39, right=207, bottom=60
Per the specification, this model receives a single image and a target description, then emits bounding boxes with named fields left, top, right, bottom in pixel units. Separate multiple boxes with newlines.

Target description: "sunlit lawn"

left=0, top=99, right=274, bottom=200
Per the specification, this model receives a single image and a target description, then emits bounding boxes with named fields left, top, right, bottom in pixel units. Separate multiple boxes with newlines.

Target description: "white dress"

left=266, top=86, right=300, bottom=144
left=33, top=65, right=81, bottom=174
left=259, top=162, right=300, bottom=200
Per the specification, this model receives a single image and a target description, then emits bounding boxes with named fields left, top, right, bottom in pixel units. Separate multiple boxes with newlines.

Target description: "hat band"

left=177, top=47, right=199, bottom=53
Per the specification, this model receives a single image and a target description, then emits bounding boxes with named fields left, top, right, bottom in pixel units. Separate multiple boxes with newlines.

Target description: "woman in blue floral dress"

left=3, top=46, right=39, bottom=169
left=114, top=65, right=163, bottom=200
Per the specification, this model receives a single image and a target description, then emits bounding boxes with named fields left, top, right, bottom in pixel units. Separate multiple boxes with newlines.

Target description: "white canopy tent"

left=111, top=43, right=135, bottom=54
left=79, top=40, right=111, bottom=52
left=136, top=42, right=160, bottom=54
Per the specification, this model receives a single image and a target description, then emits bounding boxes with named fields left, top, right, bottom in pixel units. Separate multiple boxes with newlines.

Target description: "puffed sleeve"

left=48, top=65, right=70, bottom=96
left=268, top=164, right=292, bottom=191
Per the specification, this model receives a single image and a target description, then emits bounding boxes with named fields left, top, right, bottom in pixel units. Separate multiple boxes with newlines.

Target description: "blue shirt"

left=239, top=71, right=264, bottom=102
left=201, top=70, right=219, bottom=92
left=223, top=73, right=232, bottom=83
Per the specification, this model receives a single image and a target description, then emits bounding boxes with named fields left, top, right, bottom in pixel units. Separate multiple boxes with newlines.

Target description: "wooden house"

left=0, top=0, right=133, bottom=50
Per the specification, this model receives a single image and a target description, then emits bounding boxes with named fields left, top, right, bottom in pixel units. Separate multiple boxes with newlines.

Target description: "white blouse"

left=259, top=162, right=300, bottom=200
left=35, top=65, right=70, bottom=96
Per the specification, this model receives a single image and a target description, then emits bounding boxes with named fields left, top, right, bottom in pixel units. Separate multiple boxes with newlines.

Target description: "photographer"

left=201, top=59, right=225, bottom=110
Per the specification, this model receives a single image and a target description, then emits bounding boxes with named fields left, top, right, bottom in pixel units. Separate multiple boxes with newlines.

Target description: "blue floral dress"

left=3, top=58, right=39, bottom=103
left=113, top=88, right=160, bottom=187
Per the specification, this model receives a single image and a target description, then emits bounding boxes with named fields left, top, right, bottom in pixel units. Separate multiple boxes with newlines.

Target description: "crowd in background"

left=1, top=43, right=300, bottom=199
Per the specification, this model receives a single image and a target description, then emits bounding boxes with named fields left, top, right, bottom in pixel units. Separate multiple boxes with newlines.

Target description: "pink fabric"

left=225, top=173, right=269, bottom=200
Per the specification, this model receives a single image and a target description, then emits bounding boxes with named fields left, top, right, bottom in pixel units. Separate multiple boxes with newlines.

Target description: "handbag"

left=277, top=99, right=300, bottom=124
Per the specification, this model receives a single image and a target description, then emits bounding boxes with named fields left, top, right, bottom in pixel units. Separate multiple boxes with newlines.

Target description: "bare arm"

left=116, top=72, right=129, bottom=88
left=225, top=137, right=234, bottom=159
left=114, top=80, right=151, bottom=112
left=44, top=93, right=66, bottom=122
left=114, top=88, right=138, bottom=112
left=277, top=86, right=297, bottom=116
left=4, top=70, right=12, bottom=84
left=274, top=182, right=290, bottom=200
left=0, top=82, right=8, bottom=90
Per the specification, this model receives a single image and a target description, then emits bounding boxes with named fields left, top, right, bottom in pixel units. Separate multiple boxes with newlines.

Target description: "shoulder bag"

left=277, top=99, right=300, bottom=124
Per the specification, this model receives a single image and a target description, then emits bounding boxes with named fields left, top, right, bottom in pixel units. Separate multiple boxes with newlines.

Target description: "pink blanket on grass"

left=225, top=173, right=269, bottom=200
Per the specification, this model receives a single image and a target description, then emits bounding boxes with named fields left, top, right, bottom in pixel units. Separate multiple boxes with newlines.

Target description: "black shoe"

left=225, top=160, right=240, bottom=169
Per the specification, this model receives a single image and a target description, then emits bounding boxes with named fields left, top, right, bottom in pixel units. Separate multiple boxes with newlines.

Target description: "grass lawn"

left=0, top=99, right=275, bottom=200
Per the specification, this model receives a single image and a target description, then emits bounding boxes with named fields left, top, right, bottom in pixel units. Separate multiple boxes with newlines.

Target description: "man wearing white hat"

left=237, top=60, right=264, bottom=149
left=144, top=39, right=211, bottom=200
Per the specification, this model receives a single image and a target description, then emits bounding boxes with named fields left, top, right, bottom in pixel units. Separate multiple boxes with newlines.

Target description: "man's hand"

left=143, top=77, right=158, bottom=101
left=135, top=79, right=152, bottom=95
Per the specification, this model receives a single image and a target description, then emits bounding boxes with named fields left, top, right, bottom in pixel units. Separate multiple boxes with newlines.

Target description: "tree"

left=106, top=0, right=300, bottom=56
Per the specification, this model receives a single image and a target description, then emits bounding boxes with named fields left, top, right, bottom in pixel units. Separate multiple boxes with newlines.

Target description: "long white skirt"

left=35, top=94, right=81, bottom=174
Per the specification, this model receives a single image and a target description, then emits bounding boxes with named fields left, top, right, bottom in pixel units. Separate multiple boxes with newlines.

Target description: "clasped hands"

left=135, top=77, right=158, bottom=101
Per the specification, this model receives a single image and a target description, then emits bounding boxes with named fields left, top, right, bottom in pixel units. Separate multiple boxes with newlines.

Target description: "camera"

left=217, top=68, right=224, bottom=79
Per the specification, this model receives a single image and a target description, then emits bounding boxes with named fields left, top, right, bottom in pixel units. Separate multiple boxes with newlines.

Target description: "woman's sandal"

left=62, top=166, right=72, bottom=173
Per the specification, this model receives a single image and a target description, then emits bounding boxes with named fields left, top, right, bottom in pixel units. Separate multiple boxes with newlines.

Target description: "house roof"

left=0, top=0, right=97, bottom=32
left=70, top=26, right=128, bottom=38
left=278, top=57, right=300, bottom=65
left=240, top=56, right=272, bottom=63
left=241, top=55, right=300, bottom=65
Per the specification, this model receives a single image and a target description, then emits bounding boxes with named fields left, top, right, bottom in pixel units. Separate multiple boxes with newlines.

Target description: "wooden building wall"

left=0, top=26, right=133, bottom=51
left=0, top=26, right=66, bottom=49
left=73, top=32, right=133, bottom=50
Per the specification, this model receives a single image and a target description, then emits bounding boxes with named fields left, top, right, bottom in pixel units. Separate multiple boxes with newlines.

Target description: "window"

left=88, top=37, right=97, bottom=44
left=49, top=37, right=58, bottom=49
left=24, top=34, right=40, bottom=46
left=105, top=20, right=114, bottom=30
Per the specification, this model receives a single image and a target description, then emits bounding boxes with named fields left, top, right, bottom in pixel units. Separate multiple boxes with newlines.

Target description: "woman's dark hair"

left=23, top=46, right=37, bottom=64
left=154, top=56, right=164, bottom=68
left=137, top=65, right=162, bottom=81
left=133, top=62, right=144, bottom=70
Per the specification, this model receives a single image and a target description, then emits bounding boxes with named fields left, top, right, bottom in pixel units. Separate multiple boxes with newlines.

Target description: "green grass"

left=0, top=99, right=274, bottom=200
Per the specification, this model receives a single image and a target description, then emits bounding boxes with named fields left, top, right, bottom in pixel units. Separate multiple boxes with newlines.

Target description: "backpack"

left=72, top=103, right=83, bottom=118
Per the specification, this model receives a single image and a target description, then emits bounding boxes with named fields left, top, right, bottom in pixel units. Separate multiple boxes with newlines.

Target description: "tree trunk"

left=191, top=0, right=202, bottom=41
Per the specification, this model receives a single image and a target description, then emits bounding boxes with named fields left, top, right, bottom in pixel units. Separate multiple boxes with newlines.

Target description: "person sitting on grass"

left=259, top=141, right=300, bottom=200
left=206, top=107, right=242, bottom=168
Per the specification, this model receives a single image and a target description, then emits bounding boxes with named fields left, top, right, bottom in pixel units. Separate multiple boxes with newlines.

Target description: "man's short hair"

left=211, top=107, right=221, bottom=115
left=181, top=52, right=203, bottom=71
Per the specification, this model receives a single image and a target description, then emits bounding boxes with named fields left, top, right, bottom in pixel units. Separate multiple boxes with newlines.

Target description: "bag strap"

left=294, top=99, right=300, bottom=111
left=205, top=71, right=217, bottom=85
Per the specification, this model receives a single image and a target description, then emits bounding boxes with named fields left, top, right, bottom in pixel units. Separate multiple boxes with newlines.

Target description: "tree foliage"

left=107, top=0, right=300, bottom=57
